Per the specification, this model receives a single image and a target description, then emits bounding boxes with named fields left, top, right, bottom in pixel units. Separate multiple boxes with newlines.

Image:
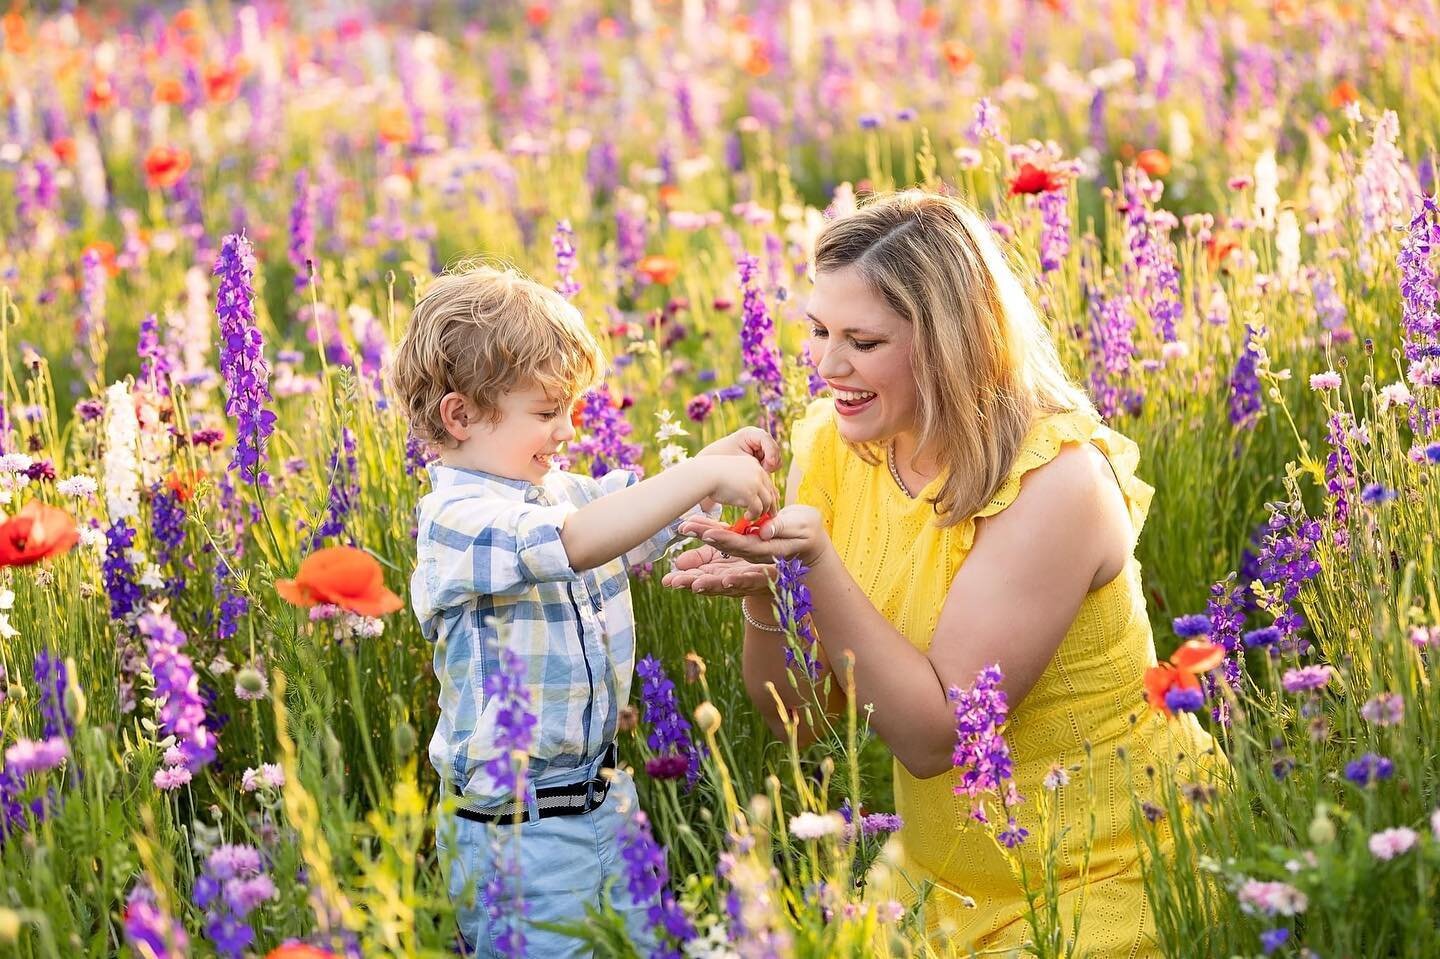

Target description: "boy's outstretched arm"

left=561, top=455, right=776, bottom=572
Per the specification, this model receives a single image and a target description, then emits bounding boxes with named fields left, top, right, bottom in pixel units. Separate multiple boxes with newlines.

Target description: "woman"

left=663, top=191, right=1223, bottom=955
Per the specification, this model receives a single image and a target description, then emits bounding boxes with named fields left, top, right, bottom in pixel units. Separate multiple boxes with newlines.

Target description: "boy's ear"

left=438, top=392, right=476, bottom=441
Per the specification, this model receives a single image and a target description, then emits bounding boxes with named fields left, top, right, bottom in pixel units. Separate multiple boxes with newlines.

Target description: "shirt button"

left=524, top=486, right=543, bottom=503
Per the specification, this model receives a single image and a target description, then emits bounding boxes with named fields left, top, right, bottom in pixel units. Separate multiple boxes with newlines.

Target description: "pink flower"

left=1309, top=371, right=1342, bottom=390
left=240, top=763, right=286, bottom=793
left=1431, top=809, right=1440, bottom=841
left=4, top=736, right=68, bottom=775
left=154, top=766, right=193, bottom=791
left=1369, top=826, right=1418, bottom=860
left=1237, top=879, right=1308, bottom=917
left=1360, top=692, right=1404, bottom=726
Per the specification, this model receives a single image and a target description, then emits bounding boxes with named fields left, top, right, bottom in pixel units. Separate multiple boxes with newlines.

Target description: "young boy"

left=390, top=264, right=779, bottom=956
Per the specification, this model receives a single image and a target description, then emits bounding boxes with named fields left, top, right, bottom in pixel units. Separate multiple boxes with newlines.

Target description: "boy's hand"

left=698, top=426, right=781, bottom=473
left=697, top=455, right=779, bottom=519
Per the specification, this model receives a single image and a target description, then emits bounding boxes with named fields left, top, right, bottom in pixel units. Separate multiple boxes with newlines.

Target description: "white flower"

left=0, top=453, right=34, bottom=473
left=102, top=381, right=141, bottom=522
left=56, top=475, right=99, bottom=497
left=1378, top=382, right=1413, bottom=411
left=1368, top=826, right=1418, bottom=860
left=654, top=409, right=689, bottom=442
left=788, top=811, right=844, bottom=840
left=1161, top=340, right=1190, bottom=362
left=659, top=443, right=689, bottom=470
left=79, top=526, right=107, bottom=550
left=139, top=564, right=165, bottom=591
left=1043, top=764, right=1070, bottom=789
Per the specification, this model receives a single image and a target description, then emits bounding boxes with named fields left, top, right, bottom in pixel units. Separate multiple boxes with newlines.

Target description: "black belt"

left=453, top=742, right=618, bottom=825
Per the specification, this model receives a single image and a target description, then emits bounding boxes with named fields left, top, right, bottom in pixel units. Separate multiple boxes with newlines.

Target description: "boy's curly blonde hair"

left=389, top=263, right=605, bottom=449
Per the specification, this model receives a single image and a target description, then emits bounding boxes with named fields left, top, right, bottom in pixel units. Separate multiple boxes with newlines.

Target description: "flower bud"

left=1308, top=804, right=1336, bottom=845
left=63, top=657, right=86, bottom=728
left=235, top=667, right=266, bottom=696
left=391, top=721, right=417, bottom=759
left=693, top=701, right=722, bottom=734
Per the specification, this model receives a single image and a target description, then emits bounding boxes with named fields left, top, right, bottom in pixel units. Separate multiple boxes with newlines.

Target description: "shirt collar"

left=426, top=463, right=545, bottom=502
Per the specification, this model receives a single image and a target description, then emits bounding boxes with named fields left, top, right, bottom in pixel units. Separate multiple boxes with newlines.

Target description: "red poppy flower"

left=377, top=105, right=414, bottom=145
left=1170, top=639, right=1225, bottom=674
left=86, top=77, right=117, bottom=113
left=275, top=546, right=403, bottom=617
left=0, top=502, right=80, bottom=568
left=204, top=62, right=241, bottom=103
left=1206, top=231, right=1242, bottom=268
left=637, top=255, right=680, bottom=286
left=50, top=137, right=77, bottom=164
left=525, top=4, right=550, bottom=27
left=1143, top=662, right=1199, bottom=715
left=1328, top=80, right=1359, bottom=109
left=153, top=76, right=186, bottom=106
left=83, top=241, right=120, bottom=277
left=266, top=946, right=335, bottom=959
left=1136, top=149, right=1171, bottom=178
left=1009, top=163, right=1064, bottom=196
left=727, top=512, right=772, bottom=536
left=143, top=146, right=191, bottom=189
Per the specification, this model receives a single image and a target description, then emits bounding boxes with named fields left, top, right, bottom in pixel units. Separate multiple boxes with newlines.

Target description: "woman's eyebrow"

left=804, top=312, right=883, bottom=336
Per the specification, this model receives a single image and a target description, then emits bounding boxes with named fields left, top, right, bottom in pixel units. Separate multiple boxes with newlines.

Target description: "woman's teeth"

left=834, top=389, right=876, bottom=409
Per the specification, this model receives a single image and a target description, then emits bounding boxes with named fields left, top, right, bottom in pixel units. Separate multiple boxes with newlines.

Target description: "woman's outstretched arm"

left=690, top=443, right=1133, bottom=779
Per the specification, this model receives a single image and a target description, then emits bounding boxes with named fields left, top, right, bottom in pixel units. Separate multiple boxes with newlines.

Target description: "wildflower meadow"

left=1, top=1, right=1439, bottom=957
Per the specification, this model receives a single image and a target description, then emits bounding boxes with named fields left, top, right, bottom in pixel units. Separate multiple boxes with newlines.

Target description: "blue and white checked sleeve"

left=591, top=468, right=711, bottom=571
left=422, top=495, right=577, bottom=605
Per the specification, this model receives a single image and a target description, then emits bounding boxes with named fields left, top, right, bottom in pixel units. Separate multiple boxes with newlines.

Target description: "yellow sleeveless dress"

left=789, top=398, right=1224, bottom=957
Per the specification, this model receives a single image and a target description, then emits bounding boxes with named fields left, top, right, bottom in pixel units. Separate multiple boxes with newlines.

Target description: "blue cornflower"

left=1242, top=626, right=1282, bottom=649
left=1360, top=482, right=1396, bottom=505
left=1163, top=686, right=1206, bottom=713
left=1260, top=927, right=1289, bottom=954
left=1343, top=752, right=1395, bottom=786
left=1425, top=443, right=1440, bottom=464
left=1172, top=614, right=1213, bottom=638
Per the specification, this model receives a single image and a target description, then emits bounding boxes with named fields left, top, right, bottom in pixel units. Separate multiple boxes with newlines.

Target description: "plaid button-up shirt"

left=412, top=462, right=686, bottom=804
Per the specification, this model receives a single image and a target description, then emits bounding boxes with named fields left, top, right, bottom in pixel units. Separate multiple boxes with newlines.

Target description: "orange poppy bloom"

left=1328, top=80, right=1359, bottom=109
left=144, top=145, right=192, bottom=189
left=165, top=469, right=198, bottom=503
left=1142, top=662, right=1199, bottom=714
left=917, top=6, right=943, bottom=31
left=1136, top=149, right=1171, bottom=177
left=0, top=502, right=80, bottom=568
left=172, top=8, right=200, bottom=32
left=1170, top=639, right=1225, bottom=674
left=204, top=63, right=241, bottom=104
left=3, top=12, right=31, bottom=54
left=83, top=241, right=120, bottom=277
left=86, top=77, right=117, bottom=112
left=266, top=946, right=334, bottom=959
left=1206, top=231, right=1241, bottom=268
left=276, top=546, right=403, bottom=617
left=525, top=4, right=551, bottom=27
left=637, top=255, right=680, bottom=286
left=1009, top=163, right=1064, bottom=196
left=727, top=512, right=772, bottom=536
left=377, top=106, right=414, bottom=145
left=51, top=137, right=77, bottom=164
left=941, top=40, right=973, bottom=73
left=657, top=184, right=681, bottom=208
left=154, top=76, right=186, bottom=105
left=596, top=17, right=620, bottom=38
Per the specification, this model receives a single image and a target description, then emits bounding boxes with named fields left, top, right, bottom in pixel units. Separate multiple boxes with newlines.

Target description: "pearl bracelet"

left=740, top=595, right=785, bottom=633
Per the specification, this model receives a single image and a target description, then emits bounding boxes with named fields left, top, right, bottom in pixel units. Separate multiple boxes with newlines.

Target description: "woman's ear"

left=438, top=392, right=475, bottom=442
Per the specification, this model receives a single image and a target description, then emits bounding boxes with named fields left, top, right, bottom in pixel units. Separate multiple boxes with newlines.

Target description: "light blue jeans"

left=436, top=760, right=658, bottom=957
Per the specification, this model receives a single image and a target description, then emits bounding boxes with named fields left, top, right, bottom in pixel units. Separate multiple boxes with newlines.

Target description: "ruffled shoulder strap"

left=957, top=410, right=1154, bottom=549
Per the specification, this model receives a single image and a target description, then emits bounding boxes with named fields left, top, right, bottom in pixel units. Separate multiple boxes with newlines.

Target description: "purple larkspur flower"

left=1119, top=170, right=1182, bottom=342
left=616, top=204, right=647, bottom=289
left=74, top=247, right=107, bottom=385
left=1344, top=753, right=1394, bottom=786
left=33, top=650, right=73, bottom=740
left=138, top=609, right=216, bottom=773
left=618, top=809, right=696, bottom=953
left=289, top=169, right=315, bottom=288
left=1086, top=284, right=1141, bottom=419
left=949, top=664, right=1017, bottom=807
left=737, top=254, right=783, bottom=415
left=482, top=647, right=537, bottom=796
left=1398, top=193, right=1440, bottom=394
left=1038, top=187, right=1070, bottom=272
left=965, top=97, right=999, bottom=143
left=571, top=384, right=642, bottom=478
left=1325, top=413, right=1358, bottom=524
left=1256, top=505, right=1322, bottom=644
left=552, top=219, right=581, bottom=300
left=214, top=233, right=277, bottom=485
left=775, top=558, right=819, bottom=679
left=636, top=656, right=702, bottom=789
left=194, top=844, right=274, bottom=959
left=861, top=812, right=903, bottom=836
left=137, top=312, right=171, bottom=396
left=1228, top=324, right=1263, bottom=428
left=309, top=427, right=358, bottom=546
left=123, top=881, right=189, bottom=958
left=103, top=521, right=144, bottom=621
left=997, top=818, right=1029, bottom=848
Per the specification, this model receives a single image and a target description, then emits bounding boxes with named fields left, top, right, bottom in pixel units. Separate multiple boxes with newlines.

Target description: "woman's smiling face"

left=806, top=264, right=919, bottom=446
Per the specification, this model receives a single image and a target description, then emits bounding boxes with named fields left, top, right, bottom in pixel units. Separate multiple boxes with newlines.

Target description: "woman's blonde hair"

left=813, top=190, right=1094, bottom=525
left=389, top=262, right=605, bottom=448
